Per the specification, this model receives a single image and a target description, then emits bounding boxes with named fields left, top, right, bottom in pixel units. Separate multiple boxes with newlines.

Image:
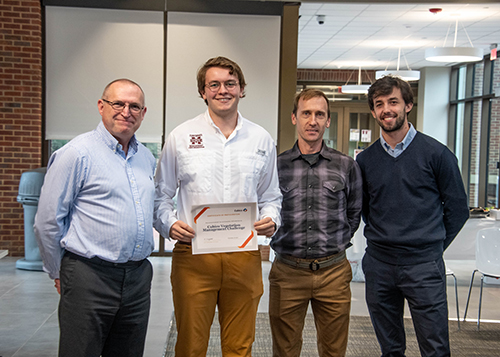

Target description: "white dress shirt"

left=154, top=110, right=282, bottom=238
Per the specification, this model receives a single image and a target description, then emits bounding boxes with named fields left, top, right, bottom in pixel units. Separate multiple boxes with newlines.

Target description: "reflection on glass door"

left=341, top=106, right=379, bottom=159
left=348, top=112, right=374, bottom=158
left=323, top=110, right=339, bottom=150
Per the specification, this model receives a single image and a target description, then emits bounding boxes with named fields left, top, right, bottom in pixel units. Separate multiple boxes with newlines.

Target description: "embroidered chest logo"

left=256, top=149, right=266, bottom=156
left=189, top=134, right=204, bottom=149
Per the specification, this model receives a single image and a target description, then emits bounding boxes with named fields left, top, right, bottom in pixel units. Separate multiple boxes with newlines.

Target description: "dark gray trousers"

left=362, top=252, right=450, bottom=357
left=58, top=252, right=153, bottom=357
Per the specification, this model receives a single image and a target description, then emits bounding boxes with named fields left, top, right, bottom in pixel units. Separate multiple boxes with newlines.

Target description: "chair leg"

left=478, top=275, right=485, bottom=331
left=451, top=273, right=460, bottom=330
left=463, top=269, right=478, bottom=322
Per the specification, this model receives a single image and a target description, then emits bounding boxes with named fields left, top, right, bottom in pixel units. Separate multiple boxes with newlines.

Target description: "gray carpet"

left=164, top=313, right=500, bottom=356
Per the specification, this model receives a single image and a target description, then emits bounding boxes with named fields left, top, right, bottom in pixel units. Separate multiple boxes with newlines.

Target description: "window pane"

left=455, top=102, right=465, bottom=169
left=323, top=112, right=338, bottom=149
left=457, top=66, right=467, bottom=100
left=50, top=139, right=69, bottom=156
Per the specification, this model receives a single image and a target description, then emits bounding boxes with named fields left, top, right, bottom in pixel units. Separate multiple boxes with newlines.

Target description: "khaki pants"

left=269, top=256, right=352, bottom=357
left=171, top=243, right=263, bottom=356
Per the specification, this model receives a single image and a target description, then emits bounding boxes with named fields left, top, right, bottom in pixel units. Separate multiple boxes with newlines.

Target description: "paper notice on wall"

left=361, top=129, right=371, bottom=143
left=354, top=149, right=364, bottom=159
left=349, top=129, right=360, bottom=142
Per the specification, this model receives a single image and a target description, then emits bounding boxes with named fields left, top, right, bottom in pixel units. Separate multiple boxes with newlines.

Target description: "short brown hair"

left=367, top=75, right=413, bottom=111
left=293, top=89, right=330, bottom=119
left=197, top=56, right=246, bottom=104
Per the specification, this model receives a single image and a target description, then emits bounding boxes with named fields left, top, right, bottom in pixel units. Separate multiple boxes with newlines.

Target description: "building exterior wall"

left=0, top=1, right=42, bottom=256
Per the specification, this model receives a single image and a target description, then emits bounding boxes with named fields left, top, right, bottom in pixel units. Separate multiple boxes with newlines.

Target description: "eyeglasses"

left=102, top=99, right=144, bottom=114
left=205, top=80, right=239, bottom=92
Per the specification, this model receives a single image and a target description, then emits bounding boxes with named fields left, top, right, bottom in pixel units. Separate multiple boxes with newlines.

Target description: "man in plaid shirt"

left=269, top=89, right=362, bottom=357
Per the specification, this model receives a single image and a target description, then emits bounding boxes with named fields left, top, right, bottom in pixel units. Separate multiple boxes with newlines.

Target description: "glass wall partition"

left=450, top=56, right=499, bottom=208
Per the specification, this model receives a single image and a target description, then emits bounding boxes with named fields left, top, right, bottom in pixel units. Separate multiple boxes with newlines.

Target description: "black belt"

left=65, top=251, right=145, bottom=268
left=276, top=251, right=346, bottom=271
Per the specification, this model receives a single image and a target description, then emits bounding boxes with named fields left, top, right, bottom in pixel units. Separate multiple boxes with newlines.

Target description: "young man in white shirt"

left=154, top=56, right=282, bottom=356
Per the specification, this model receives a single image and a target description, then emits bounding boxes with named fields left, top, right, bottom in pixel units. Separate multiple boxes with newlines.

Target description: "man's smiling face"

left=202, top=67, right=243, bottom=119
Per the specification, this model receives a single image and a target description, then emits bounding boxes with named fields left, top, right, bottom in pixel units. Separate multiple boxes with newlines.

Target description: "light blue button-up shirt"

left=34, top=122, right=156, bottom=279
left=380, top=123, right=417, bottom=158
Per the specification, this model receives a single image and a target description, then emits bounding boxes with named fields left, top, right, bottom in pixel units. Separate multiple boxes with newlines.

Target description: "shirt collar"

left=290, top=140, right=332, bottom=161
left=204, top=109, right=243, bottom=134
left=96, top=121, right=138, bottom=155
left=380, top=122, right=416, bottom=151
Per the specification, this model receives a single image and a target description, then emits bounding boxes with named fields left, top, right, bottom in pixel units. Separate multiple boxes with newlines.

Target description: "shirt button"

left=136, top=245, right=140, bottom=248
left=308, top=226, right=312, bottom=230
left=308, top=184, right=312, bottom=188
left=308, top=205, right=312, bottom=209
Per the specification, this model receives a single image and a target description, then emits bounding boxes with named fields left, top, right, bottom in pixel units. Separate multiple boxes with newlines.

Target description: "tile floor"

left=1, top=257, right=499, bottom=357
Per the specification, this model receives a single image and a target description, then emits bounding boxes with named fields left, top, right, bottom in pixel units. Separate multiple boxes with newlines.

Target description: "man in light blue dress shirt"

left=34, top=79, right=156, bottom=357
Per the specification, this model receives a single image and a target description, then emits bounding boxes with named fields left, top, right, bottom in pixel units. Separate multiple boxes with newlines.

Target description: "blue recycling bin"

left=16, top=167, right=46, bottom=271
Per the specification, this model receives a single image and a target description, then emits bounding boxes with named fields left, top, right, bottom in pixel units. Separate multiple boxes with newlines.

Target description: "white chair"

left=463, top=227, right=500, bottom=330
left=445, top=266, right=460, bottom=330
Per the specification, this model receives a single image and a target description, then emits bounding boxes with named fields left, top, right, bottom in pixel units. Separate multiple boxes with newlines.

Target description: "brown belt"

left=276, top=250, right=346, bottom=271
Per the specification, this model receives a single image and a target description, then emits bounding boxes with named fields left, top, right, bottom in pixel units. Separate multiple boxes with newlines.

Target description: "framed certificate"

left=191, top=202, right=258, bottom=255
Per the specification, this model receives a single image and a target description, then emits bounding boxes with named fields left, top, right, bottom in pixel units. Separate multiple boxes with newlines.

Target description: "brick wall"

left=487, top=62, right=500, bottom=206
left=0, top=1, right=42, bottom=256
left=297, top=68, right=376, bottom=83
left=469, top=62, right=484, bottom=206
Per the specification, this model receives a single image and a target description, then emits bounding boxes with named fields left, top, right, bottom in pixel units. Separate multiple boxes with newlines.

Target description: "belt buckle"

left=309, top=260, right=320, bottom=271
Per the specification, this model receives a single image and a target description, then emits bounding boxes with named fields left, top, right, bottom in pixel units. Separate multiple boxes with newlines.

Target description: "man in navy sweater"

left=356, top=75, right=469, bottom=357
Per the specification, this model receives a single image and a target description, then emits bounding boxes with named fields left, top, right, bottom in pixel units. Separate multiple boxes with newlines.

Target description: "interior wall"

left=417, top=66, right=452, bottom=145
left=165, top=12, right=281, bottom=141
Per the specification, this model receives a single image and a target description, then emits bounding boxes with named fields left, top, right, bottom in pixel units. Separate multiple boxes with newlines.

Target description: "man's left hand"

left=254, top=217, right=276, bottom=237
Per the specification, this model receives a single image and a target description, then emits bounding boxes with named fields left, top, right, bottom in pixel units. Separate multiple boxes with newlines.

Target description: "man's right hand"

left=169, top=220, right=195, bottom=242
left=54, top=278, right=61, bottom=294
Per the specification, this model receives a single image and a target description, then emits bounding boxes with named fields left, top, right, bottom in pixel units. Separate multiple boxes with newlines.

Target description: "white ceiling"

left=298, top=2, right=500, bottom=70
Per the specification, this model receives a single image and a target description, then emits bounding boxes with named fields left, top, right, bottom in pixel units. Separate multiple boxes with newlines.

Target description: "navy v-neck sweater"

left=356, top=132, right=469, bottom=265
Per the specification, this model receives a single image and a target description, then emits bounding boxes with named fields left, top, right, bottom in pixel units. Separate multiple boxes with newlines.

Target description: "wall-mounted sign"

left=350, top=129, right=360, bottom=142
left=361, top=129, right=372, bottom=143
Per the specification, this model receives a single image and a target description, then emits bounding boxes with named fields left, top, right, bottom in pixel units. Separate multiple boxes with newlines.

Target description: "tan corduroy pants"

left=269, top=256, right=352, bottom=357
left=171, top=243, right=263, bottom=357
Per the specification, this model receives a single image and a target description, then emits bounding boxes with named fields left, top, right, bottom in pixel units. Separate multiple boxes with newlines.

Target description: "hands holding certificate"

left=253, top=217, right=276, bottom=237
left=169, top=205, right=277, bottom=248
left=169, top=220, right=196, bottom=243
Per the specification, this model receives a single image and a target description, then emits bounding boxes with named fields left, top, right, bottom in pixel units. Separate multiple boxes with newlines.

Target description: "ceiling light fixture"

left=425, top=18, right=483, bottom=63
left=341, top=67, right=370, bottom=94
left=376, top=47, right=420, bottom=81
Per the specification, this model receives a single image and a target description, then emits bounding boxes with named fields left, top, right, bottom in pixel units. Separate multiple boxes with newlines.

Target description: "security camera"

left=317, top=15, right=325, bottom=25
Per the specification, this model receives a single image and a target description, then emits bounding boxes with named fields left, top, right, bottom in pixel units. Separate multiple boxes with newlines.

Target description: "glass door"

left=323, top=107, right=342, bottom=150
left=344, top=107, right=379, bottom=159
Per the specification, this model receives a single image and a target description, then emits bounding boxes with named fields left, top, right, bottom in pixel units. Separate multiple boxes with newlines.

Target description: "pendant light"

left=425, top=19, right=483, bottom=63
left=376, top=47, right=420, bottom=81
left=341, top=67, right=370, bottom=94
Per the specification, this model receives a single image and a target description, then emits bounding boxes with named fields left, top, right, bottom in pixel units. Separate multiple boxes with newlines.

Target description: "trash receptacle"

left=16, top=167, right=46, bottom=271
